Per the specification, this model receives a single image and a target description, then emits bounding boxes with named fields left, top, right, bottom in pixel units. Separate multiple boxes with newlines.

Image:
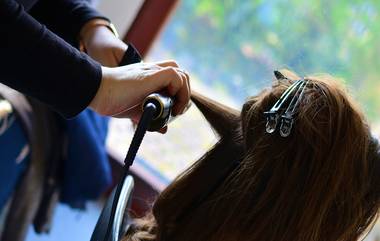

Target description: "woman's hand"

left=89, top=60, right=191, bottom=120
left=79, top=20, right=126, bottom=67
left=80, top=20, right=191, bottom=132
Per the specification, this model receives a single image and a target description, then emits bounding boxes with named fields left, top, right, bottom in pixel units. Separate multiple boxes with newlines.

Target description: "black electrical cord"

left=104, top=102, right=158, bottom=240
left=124, top=103, right=157, bottom=167
left=90, top=45, right=165, bottom=241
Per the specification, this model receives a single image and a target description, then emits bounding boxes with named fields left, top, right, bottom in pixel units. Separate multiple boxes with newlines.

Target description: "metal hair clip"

left=279, top=80, right=309, bottom=137
left=264, top=80, right=303, bottom=133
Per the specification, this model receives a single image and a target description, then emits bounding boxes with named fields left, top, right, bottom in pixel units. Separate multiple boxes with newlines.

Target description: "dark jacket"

left=0, top=0, right=107, bottom=118
left=0, top=1, right=111, bottom=240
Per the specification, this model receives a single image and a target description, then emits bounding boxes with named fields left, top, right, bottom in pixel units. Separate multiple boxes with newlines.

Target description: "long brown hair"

left=124, top=70, right=380, bottom=241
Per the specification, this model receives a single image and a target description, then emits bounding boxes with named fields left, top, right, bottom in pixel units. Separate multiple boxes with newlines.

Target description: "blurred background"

left=27, top=0, right=380, bottom=240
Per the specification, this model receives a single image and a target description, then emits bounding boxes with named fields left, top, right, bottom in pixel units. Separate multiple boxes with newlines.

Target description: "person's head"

left=125, top=69, right=380, bottom=241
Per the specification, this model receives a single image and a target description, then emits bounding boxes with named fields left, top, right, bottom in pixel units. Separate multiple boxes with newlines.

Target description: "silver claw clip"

left=279, top=80, right=309, bottom=137
left=264, top=79, right=303, bottom=134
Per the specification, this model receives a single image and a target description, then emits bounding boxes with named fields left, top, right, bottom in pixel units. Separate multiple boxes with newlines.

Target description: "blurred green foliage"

left=158, top=0, right=380, bottom=123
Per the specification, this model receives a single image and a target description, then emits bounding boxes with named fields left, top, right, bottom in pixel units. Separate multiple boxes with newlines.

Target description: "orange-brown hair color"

left=124, top=70, right=380, bottom=241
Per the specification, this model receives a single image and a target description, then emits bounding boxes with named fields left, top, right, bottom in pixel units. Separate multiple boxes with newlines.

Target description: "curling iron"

left=90, top=44, right=175, bottom=241
left=90, top=92, right=174, bottom=241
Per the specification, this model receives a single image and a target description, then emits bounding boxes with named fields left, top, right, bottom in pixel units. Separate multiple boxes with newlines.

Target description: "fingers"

left=155, top=60, right=191, bottom=115
left=155, top=60, right=179, bottom=68
left=179, top=68, right=191, bottom=111
left=158, top=66, right=190, bottom=115
left=173, top=69, right=191, bottom=115
left=116, top=59, right=190, bottom=117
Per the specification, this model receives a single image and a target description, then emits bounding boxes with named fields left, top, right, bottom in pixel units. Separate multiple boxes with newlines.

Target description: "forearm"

left=0, top=0, right=102, bottom=118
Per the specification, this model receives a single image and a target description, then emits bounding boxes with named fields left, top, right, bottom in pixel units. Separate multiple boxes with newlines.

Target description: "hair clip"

left=274, top=70, right=286, bottom=80
left=264, top=80, right=303, bottom=133
left=279, top=80, right=309, bottom=137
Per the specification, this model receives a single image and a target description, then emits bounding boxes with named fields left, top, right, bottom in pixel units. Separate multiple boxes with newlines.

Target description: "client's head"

left=125, top=69, right=380, bottom=241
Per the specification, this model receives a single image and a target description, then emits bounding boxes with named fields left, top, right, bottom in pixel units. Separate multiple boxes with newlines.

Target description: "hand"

left=79, top=20, right=127, bottom=67
left=89, top=60, right=191, bottom=121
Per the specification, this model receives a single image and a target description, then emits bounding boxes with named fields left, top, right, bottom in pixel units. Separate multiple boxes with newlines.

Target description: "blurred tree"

left=157, top=0, right=380, bottom=123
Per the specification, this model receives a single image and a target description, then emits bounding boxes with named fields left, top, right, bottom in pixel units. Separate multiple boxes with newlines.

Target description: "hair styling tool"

left=90, top=46, right=174, bottom=241
left=90, top=92, right=174, bottom=241
left=264, top=78, right=308, bottom=137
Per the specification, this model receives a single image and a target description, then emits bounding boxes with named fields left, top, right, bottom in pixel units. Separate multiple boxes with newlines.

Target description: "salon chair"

left=90, top=175, right=134, bottom=241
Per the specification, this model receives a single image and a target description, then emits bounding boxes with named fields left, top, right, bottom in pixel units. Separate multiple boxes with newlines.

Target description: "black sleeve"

left=0, top=0, right=102, bottom=118
left=29, top=0, right=109, bottom=47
